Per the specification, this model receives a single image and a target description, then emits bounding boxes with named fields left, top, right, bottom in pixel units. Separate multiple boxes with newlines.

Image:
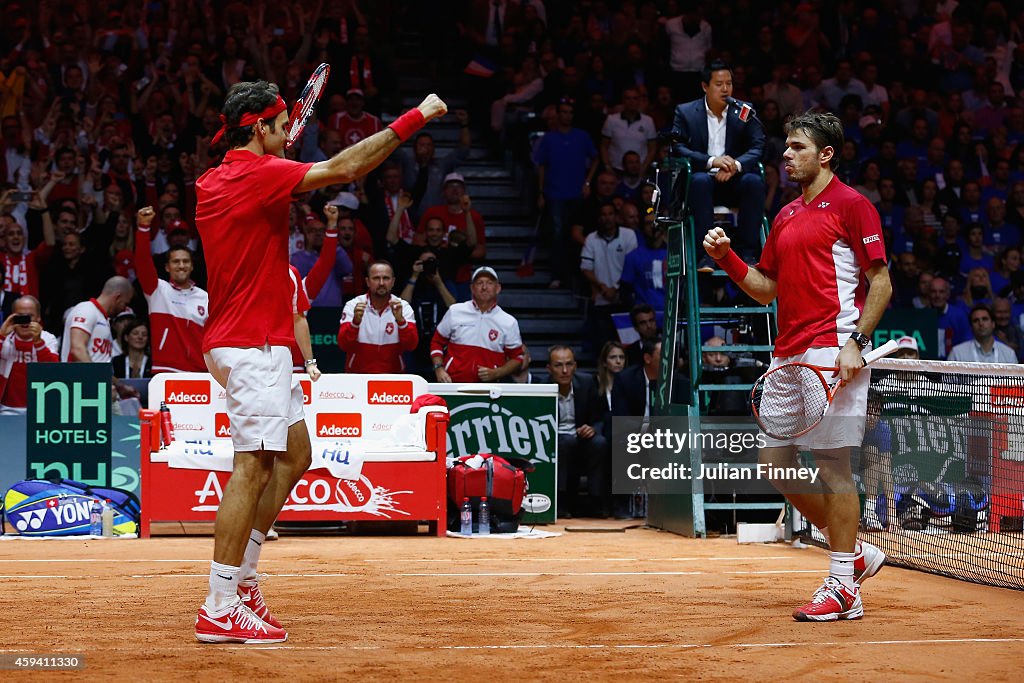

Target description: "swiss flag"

left=46, top=498, right=58, bottom=508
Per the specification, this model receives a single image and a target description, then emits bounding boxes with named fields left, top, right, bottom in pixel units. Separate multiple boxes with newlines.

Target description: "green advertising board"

left=26, top=363, right=112, bottom=486
left=874, top=307, right=939, bottom=360
left=429, top=384, right=558, bottom=524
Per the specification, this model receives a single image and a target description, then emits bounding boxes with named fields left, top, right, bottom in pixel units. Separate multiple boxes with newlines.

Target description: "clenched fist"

left=137, top=206, right=155, bottom=227
left=417, top=94, right=448, bottom=123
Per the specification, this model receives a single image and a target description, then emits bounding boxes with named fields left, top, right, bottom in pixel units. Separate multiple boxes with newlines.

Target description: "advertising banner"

left=26, top=363, right=112, bottom=486
left=428, top=383, right=558, bottom=524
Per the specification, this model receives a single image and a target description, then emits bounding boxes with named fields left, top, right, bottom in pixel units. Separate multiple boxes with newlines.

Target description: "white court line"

left=0, top=559, right=212, bottom=563
left=2, top=570, right=820, bottom=580
left=218, top=637, right=1024, bottom=653
left=363, top=556, right=799, bottom=563
left=0, top=575, right=70, bottom=579
left=127, top=573, right=351, bottom=579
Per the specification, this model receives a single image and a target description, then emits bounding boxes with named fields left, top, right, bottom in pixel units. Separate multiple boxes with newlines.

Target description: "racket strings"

left=753, top=365, right=831, bottom=439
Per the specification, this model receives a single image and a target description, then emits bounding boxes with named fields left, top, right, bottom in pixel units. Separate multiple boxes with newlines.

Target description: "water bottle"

left=478, top=497, right=491, bottom=535
left=460, top=498, right=473, bottom=535
left=89, top=499, right=103, bottom=537
left=101, top=499, right=115, bottom=537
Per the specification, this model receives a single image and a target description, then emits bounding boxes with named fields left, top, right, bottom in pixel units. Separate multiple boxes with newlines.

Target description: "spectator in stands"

left=416, top=173, right=486, bottom=299
left=1, top=200, right=55, bottom=301
left=534, top=97, right=598, bottom=289
left=960, top=267, right=995, bottom=308
left=338, top=261, right=418, bottom=373
left=763, top=63, right=804, bottom=120
left=581, top=200, right=637, bottom=347
left=0, top=296, right=58, bottom=414
left=620, top=209, right=667, bottom=311
left=821, top=59, right=869, bottom=113
left=890, top=252, right=921, bottom=308
left=875, top=178, right=905, bottom=240
left=984, top=198, right=1020, bottom=250
left=993, top=297, right=1024, bottom=361
left=614, top=151, right=646, bottom=203
left=597, top=341, right=626, bottom=411
left=290, top=210, right=353, bottom=308
left=913, top=271, right=934, bottom=310
left=992, top=247, right=1021, bottom=296
left=338, top=214, right=371, bottom=299
left=398, top=110, right=471, bottom=222
left=624, top=303, right=659, bottom=367
left=134, top=206, right=208, bottom=373
left=327, top=89, right=383, bottom=150
left=547, top=344, right=610, bottom=518
left=600, top=87, right=656, bottom=175
left=430, top=266, right=524, bottom=383
left=700, top=336, right=748, bottom=416
left=929, top=276, right=971, bottom=359
left=612, top=336, right=661, bottom=423
left=41, top=229, right=114, bottom=332
left=671, top=61, right=766, bottom=261
left=111, top=318, right=152, bottom=379
left=375, top=161, right=416, bottom=247
left=400, top=246, right=458, bottom=377
left=949, top=303, right=1017, bottom=364
left=663, top=1, right=712, bottom=97
left=961, top=223, right=995, bottom=274
left=60, top=276, right=134, bottom=363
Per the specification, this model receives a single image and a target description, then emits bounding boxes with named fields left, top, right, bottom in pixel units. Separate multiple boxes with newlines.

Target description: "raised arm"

left=134, top=206, right=159, bottom=295
left=296, top=95, right=448, bottom=193
left=702, top=227, right=777, bottom=305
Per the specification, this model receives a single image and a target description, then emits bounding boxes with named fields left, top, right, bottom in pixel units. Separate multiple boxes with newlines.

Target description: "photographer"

left=401, top=250, right=457, bottom=377
left=389, top=215, right=474, bottom=297
left=0, top=296, right=59, bottom=414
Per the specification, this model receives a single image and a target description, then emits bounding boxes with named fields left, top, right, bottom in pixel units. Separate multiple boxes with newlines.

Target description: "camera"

left=421, top=257, right=438, bottom=276
left=9, top=191, right=33, bottom=202
left=12, top=314, right=32, bottom=325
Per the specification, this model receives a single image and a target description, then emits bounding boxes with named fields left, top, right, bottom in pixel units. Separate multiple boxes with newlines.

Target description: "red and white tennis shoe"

left=792, top=576, right=863, bottom=622
left=854, top=540, right=886, bottom=584
left=238, top=581, right=282, bottom=629
left=195, top=598, right=288, bottom=643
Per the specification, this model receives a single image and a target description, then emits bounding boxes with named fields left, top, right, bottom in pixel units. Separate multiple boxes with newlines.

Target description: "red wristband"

left=714, top=249, right=749, bottom=282
left=389, top=108, right=426, bottom=143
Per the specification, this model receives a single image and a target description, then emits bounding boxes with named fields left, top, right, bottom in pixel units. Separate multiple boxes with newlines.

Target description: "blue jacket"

left=670, top=98, right=765, bottom=172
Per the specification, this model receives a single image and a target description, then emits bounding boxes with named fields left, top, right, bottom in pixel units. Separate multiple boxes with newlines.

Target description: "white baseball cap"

left=471, top=266, right=499, bottom=282
left=443, top=172, right=466, bottom=186
left=327, top=192, right=360, bottom=210
left=895, top=336, right=919, bottom=352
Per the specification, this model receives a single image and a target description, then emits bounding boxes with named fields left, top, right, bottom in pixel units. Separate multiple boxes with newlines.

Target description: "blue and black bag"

left=2, top=479, right=140, bottom=537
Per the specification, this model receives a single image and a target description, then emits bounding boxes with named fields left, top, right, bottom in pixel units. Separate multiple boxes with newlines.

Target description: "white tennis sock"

left=206, top=561, right=240, bottom=613
left=239, top=529, right=267, bottom=586
left=830, top=551, right=856, bottom=590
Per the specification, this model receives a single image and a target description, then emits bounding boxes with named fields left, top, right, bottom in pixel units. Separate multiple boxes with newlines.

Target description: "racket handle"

left=861, top=339, right=899, bottom=365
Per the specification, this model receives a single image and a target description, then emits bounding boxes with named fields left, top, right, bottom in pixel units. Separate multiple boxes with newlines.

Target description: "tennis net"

left=796, top=357, right=1024, bottom=591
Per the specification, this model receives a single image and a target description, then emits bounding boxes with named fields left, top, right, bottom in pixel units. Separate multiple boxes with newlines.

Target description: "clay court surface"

left=2, top=522, right=1023, bottom=681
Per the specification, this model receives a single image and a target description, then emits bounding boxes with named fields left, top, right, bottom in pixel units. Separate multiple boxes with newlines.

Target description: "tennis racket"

left=750, top=339, right=899, bottom=440
left=285, top=63, right=330, bottom=150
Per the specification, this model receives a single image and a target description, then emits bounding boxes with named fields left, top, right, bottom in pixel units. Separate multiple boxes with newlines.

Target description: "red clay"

left=1, top=522, right=1022, bottom=681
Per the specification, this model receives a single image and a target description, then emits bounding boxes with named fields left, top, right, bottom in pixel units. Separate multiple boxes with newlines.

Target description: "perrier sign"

left=26, top=363, right=112, bottom=486
left=432, top=385, right=558, bottom=524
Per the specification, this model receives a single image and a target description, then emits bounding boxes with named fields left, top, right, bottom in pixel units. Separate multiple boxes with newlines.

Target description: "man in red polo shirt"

left=703, top=112, right=890, bottom=623
left=192, top=80, right=446, bottom=645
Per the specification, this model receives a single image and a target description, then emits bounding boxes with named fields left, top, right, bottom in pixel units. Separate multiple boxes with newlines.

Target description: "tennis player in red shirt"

left=703, top=112, right=892, bottom=622
left=193, top=80, right=446, bottom=644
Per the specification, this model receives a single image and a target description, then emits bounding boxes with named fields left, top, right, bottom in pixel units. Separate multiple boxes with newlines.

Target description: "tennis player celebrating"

left=193, top=80, right=446, bottom=644
left=703, top=111, right=891, bottom=622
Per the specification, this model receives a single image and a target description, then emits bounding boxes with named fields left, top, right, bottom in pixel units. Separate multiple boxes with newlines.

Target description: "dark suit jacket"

left=611, top=364, right=651, bottom=418
left=568, top=371, right=607, bottom=432
left=670, top=98, right=765, bottom=173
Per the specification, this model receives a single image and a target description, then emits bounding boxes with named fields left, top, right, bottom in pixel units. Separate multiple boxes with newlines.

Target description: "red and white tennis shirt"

left=134, top=226, right=208, bottom=372
left=60, top=299, right=113, bottom=362
left=757, top=175, right=887, bottom=357
left=430, top=301, right=524, bottom=382
left=287, top=265, right=313, bottom=371
left=338, top=293, right=417, bottom=373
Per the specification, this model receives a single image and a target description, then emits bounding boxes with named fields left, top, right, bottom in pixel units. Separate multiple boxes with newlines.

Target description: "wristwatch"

left=849, top=332, right=870, bottom=350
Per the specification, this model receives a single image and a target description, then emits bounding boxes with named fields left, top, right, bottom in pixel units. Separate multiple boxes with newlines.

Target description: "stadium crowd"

left=3, top=0, right=1024, bottom=425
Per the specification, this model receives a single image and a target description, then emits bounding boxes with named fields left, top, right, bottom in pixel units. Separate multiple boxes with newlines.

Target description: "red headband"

left=211, top=95, right=287, bottom=146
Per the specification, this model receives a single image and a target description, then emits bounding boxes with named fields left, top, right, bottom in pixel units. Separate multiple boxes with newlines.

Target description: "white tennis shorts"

left=204, top=344, right=305, bottom=452
left=761, top=342, right=870, bottom=451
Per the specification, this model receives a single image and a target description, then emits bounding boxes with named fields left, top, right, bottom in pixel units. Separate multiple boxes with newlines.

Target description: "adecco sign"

left=367, top=380, right=413, bottom=405
left=164, top=380, right=212, bottom=405
left=315, top=413, right=362, bottom=438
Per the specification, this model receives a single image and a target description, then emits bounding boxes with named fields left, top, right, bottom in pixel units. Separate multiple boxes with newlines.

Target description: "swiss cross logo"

left=367, top=380, right=413, bottom=405
left=316, top=413, right=362, bottom=437
left=198, top=305, right=205, bottom=316
left=215, top=413, right=232, bottom=438
left=74, top=316, right=87, bottom=323
left=738, top=103, right=753, bottom=122
left=300, top=380, right=312, bottom=405
left=46, top=498, right=58, bottom=508
left=165, top=379, right=211, bottom=404
left=489, top=329, right=499, bottom=342
left=385, top=322, right=394, bottom=335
